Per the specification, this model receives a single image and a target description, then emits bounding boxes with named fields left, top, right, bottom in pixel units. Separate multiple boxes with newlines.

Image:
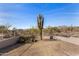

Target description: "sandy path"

left=2, top=40, right=79, bottom=56
left=22, top=40, right=68, bottom=56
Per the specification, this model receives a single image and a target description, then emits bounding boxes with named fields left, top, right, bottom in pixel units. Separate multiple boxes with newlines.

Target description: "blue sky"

left=0, top=3, right=79, bottom=29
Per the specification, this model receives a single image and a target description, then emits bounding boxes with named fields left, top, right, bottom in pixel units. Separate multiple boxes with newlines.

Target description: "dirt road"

left=54, top=36, right=79, bottom=45
left=2, top=40, right=79, bottom=56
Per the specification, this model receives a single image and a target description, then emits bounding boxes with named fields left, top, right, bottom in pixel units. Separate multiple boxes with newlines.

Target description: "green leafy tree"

left=37, top=14, right=44, bottom=40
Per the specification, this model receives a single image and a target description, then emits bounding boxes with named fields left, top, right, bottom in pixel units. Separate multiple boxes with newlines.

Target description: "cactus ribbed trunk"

left=37, top=14, right=44, bottom=40
left=40, top=29, right=42, bottom=40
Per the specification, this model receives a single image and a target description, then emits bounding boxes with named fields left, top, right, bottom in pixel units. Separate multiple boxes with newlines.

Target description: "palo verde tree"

left=37, top=14, right=44, bottom=40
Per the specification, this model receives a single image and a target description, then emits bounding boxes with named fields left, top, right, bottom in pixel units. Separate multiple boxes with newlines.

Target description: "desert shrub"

left=25, top=36, right=32, bottom=43
left=18, top=36, right=27, bottom=43
left=35, top=40, right=38, bottom=42
left=18, top=35, right=37, bottom=43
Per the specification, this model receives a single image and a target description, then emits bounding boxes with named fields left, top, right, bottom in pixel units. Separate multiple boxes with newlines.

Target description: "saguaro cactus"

left=37, top=14, right=44, bottom=40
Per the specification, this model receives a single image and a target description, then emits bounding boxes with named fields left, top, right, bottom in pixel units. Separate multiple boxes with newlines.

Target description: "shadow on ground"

left=0, top=42, right=33, bottom=55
